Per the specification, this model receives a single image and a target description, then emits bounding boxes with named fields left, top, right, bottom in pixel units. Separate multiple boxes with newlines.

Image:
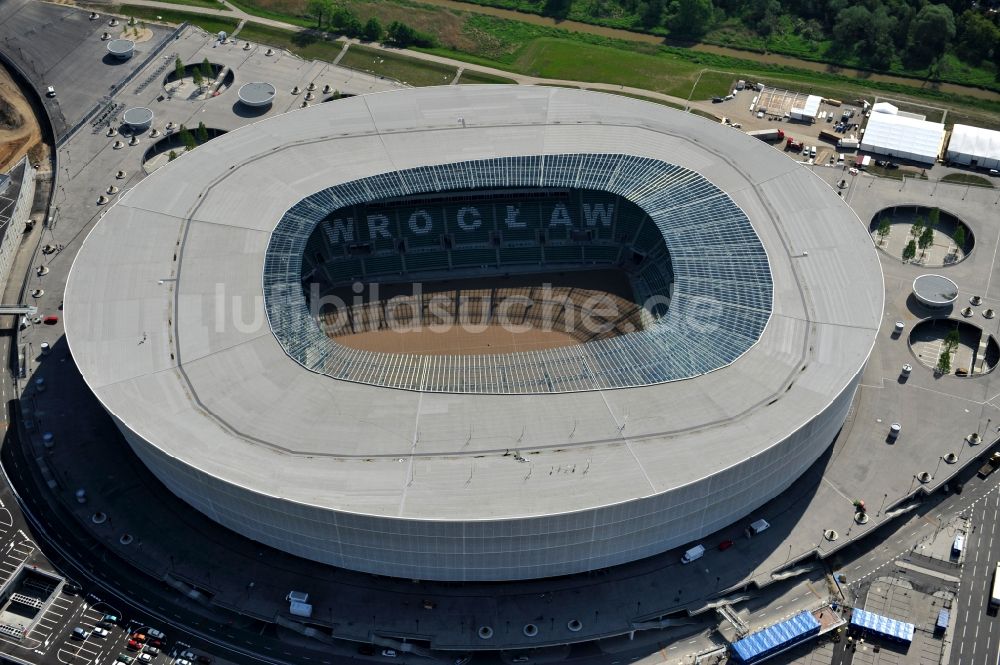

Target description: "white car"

left=92, top=627, right=109, bottom=638
left=848, top=167, right=859, bottom=175
left=147, top=628, right=165, bottom=640
left=382, top=649, right=398, bottom=658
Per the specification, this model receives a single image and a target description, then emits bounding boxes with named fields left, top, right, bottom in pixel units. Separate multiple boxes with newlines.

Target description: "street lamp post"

left=933, top=455, right=944, bottom=479
left=877, top=493, right=888, bottom=517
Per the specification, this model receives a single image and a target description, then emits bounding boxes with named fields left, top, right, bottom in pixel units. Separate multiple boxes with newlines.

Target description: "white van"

left=750, top=519, right=770, bottom=535
left=46, top=86, right=56, bottom=97
left=681, top=544, right=705, bottom=564
left=952, top=534, right=965, bottom=558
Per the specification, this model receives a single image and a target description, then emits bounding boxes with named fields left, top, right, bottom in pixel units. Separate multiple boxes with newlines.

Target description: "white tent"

left=872, top=102, right=898, bottom=115
left=860, top=113, right=945, bottom=164
left=790, top=95, right=822, bottom=121
left=946, top=124, right=1000, bottom=170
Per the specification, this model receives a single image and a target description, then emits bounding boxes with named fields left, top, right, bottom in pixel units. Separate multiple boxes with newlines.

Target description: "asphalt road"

left=950, top=477, right=1000, bottom=665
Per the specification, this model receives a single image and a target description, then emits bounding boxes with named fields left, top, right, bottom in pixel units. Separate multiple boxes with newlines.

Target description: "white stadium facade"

left=65, top=86, right=883, bottom=582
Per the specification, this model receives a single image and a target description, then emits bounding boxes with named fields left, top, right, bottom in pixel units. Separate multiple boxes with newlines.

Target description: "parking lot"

left=714, top=85, right=868, bottom=166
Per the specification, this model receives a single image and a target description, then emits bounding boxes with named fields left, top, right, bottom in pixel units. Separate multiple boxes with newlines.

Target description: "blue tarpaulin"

left=850, top=608, right=915, bottom=643
left=731, top=611, right=821, bottom=664
left=936, top=609, right=949, bottom=633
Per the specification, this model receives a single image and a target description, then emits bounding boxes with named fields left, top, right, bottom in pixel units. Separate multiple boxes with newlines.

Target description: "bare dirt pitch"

left=0, top=62, right=46, bottom=173
left=320, top=268, right=652, bottom=356
left=335, top=321, right=582, bottom=355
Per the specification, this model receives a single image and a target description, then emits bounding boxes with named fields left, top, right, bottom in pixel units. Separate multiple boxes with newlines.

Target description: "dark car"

left=711, top=96, right=723, bottom=103
left=718, top=539, right=735, bottom=551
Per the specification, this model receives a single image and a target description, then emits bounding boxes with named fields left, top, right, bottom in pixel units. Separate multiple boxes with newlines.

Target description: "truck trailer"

left=747, top=128, right=785, bottom=142
left=978, top=452, right=1000, bottom=479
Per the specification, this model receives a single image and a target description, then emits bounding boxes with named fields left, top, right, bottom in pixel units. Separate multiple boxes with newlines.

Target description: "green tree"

left=174, top=57, right=184, bottom=82
left=953, top=224, right=966, bottom=252
left=910, top=217, right=924, bottom=239
left=168, top=150, right=178, bottom=162
left=755, top=0, right=783, bottom=37
left=362, top=17, right=383, bottom=42
left=937, top=349, right=951, bottom=375
left=179, top=125, right=196, bottom=151
left=876, top=218, right=891, bottom=245
left=945, top=328, right=960, bottom=352
left=201, top=58, right=213, bottom=82
left=639, top=0, right=665, bottom=28
left=917, top=226, right=934, bottom=257
left=386, top=21, right=434, bottom=47
left=865, top=7, right=897, bottom=69
left=918, top=225, right=935, bottom=258
left=192, top=67, right=203, bottom=88
left=668, top=0, right=714, bottom=37
left=907, top=4, right=956, bottom=67
left=331, top=7, right=362, bottom=36
left=306, top=0, right=333, bottom=28
left=197, top=121, right=209, bottom=144
left=956, top=10, right=1000, bottom=64
left=928, top=207, right=940, bottom=229
left=902, top=239, right=917, bottom=262
left=832, top=5, right=871, bottom=52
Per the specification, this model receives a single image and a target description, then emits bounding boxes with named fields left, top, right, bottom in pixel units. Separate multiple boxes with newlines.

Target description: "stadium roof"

left=65, top=86, right=883, bottom=521
left=861, top=113, right=945, bottom=164
left=947, top=124, right=1000, bottom=163
left=268, top=153, right=772, bottom=393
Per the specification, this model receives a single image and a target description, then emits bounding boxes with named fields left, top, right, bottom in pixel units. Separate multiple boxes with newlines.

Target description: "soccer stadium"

left=65, top=86, right=883, bottom=582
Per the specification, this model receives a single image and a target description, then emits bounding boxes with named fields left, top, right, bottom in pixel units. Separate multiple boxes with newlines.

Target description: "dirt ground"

left=0, top=62, right=46, bottom=174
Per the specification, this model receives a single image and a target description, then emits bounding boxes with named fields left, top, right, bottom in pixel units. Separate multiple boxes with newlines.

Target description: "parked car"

left=116, top=655, right=133, bottom=664
left=146, top=628, right=165, bottom=640
left=175, top=660, right=192, bottom=665
left=92, top=627, right=109, bottom=638
left=718, top=539, right=735, bottom=551
left=102, top=614, right=119, bottom=623
left=138, top=654, right=153, bottom=664
left=72, top=627, right=89, bottom=640
left=382, top=649, right=398, bottom=658
left=127, top=640, right=141, bottom=651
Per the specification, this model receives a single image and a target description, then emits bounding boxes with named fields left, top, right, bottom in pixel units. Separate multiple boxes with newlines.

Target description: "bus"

left=991, top=563, right=1000, bottom=610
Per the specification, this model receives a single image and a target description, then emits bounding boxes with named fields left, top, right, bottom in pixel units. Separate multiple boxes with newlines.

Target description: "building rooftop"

left=65, top=86, right=883, bottom=521
left=947, top=124, right=1000, bottom=162
left=861, top=113, right=945, bottom=162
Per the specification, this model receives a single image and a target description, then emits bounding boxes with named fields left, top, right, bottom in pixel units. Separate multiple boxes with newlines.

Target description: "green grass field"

left=941, top=173, right=995, bottom=188
left=339, top=45, right=457, bottom=86
left=118, top=5, right=238, bottom=34
left=136, top=0, right=228, bottom=9
left=457, top=69, right=517, bottom=84
left=237, top=23, right=345, bottom=61
left=115, top=0, right=1000, bottom=129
